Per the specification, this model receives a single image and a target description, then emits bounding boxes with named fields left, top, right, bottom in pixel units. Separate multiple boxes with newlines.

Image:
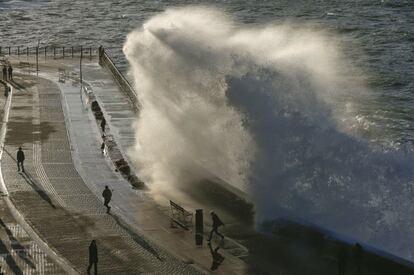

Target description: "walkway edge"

left=0, top=80, right=80, bottom=275
left=0, top=82, right=12, bottom=196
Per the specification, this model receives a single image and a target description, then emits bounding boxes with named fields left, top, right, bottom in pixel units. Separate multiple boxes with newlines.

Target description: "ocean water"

left=0, top=0, right=413, bottom=142
left=2, top=0, right=414, bottom=261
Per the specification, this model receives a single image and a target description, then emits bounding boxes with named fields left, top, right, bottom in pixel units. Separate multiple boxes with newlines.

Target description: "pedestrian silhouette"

left=16, top=147, right=25, bottom=173
left=100, top=135, right=105, bottom=155
left=4, top=86, right=9, bottom=97
left=7, top=66, right=12, bottom=80
left=101, top=142, right=105, bottom=154
left=208, top=211, right=225, bottom=242
left=208, top=242, right=225, bottom=271
left=354, top=243, right=363, bottom=275
left=100, top=117, right=106, bottom=133
left=87, top=240, right=98, bottom=275
left=2, top=66, right=6, bottom=81
left=102, top=186, right=112, bottom=213
left=337, top=246, right=347, bottom=275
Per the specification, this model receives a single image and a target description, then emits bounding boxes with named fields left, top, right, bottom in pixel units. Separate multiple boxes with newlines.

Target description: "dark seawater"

left=0, top=0, right=413, bottom=143
left=2, top=0, right=414, bottom=260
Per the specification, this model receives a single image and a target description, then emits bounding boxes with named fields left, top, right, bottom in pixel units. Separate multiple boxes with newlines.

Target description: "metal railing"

left=0, top=46, right=96, bottom=60
left=98, top=46, right=140, bottom=112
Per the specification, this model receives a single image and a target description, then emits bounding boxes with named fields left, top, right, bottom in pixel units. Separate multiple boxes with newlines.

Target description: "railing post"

left=0, top=47, right=2, bottom=55
left=8, top=47, right=11, bottom=55
left=98, top=46, right=103, bottom=66
left=44, top=46, right=47, bottom=60
left=80, top=46, right=83, bottom=98
left=27, top=46, right=29, bottom=59
left=36, top=47, right=39, bottom=76
left=89, top=47, right=92, bottom=60
left=53, top=47, right=56, bottom=59
left=63, top=47, right=65, bottom=59
left=17, top=46, right=20, bottom=56
left=71, top=46, right=74, bottom=58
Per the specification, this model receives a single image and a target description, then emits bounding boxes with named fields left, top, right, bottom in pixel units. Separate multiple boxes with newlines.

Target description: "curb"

left=0, top=81, right=12, bottom=196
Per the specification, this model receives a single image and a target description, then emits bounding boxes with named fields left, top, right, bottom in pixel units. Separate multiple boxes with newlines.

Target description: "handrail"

left=98, top=46, right=140, bottom=112
left=0, top=45, right=96, bottom=59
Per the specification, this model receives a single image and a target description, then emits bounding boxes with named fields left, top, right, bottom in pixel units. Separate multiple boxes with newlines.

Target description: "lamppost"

left=80, top=46, right=83, bottom=105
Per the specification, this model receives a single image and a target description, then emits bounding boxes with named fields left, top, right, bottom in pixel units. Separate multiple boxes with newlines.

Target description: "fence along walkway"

left=0, top=45, right=95, bottom=60
left=98, top=46, right=140, bottom=112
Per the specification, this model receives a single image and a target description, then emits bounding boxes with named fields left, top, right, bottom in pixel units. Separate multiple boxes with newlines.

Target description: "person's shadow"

left=3, top=148, right=56, bottom=209
left=208, top=242, right=225, bottom=271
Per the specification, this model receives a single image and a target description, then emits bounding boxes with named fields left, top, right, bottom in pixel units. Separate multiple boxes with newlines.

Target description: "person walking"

left=208, top=211, right=225, bottom=243
left=102, top=186, right=112, bottom=213
left=100, top=117, right=106, bottom=133
left=7, top=66, right=12, bottom=80
left=2, top=66, right=7, bottom=81
left=4, top=86, right=9, bottom=97
left=208, top=242, right=225, bottom=271
left=87, top=240, right=98, bottom=275
left=16, top=147, right=25, bottom=173
left=100, top=135, right=106, bottom=155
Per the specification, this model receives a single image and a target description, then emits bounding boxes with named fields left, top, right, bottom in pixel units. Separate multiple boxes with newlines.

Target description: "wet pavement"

left=0, top=80, right=64, bottom=274
left=1, top=73, right=204, bottom=274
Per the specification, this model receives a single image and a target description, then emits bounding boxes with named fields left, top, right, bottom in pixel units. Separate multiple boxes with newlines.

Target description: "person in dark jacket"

left=102, top=186, right=112, bottom=213
left=16, top=147, right=25, bottom=172
left=87, top=240, right=98, bottom=275
left=208, top=211, right=225, bottom=242
left=7, top=66, right=12, bottom=80
left=2, top=66, right=6, bottom=81
left=208, top=242, right=225, bottom=271
left=100, top=117, right=106, bottom=133
left=4, top=86, right=9, bottom=97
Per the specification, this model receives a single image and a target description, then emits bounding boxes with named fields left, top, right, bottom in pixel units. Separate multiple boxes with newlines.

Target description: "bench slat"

left=169, top=200, right=193, bottom=229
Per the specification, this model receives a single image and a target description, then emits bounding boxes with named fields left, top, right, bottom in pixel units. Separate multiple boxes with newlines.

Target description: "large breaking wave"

left=124, top=7, right=414, bottom=260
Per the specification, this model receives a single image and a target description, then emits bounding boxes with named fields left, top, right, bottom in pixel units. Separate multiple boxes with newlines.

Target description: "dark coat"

left=102, top=188, right=112, bottom=201
left=89, top=242, right=98, bottom=263
left=101, top=118, right=106, bottom=128
left=212, top=213, right=224, bottom=228
left=17, top=150, right=25, bottom=162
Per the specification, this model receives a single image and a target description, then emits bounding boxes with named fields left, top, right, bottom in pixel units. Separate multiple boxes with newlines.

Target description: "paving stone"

left=2, top=73, right=202, bottom=274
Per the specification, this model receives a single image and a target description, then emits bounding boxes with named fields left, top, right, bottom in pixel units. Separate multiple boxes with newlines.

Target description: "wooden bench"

left=170, top=200, right=193, bottom=230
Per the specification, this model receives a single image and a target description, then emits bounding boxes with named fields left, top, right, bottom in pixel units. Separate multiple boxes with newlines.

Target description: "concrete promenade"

left=0, top=82, right=64, bottom=275
left=1, top=72, right=204, bottom=274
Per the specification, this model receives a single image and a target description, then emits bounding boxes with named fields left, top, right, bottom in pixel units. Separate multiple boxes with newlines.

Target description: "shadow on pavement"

left=0, top=218, right=36, bottom=269
left=110, top=213, right=164, bottom=261
left=3, top=148, right=56, bottom=209
left=5, top=121, right=56, bottom=146
left=0, top=238, right=23, bottom=275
